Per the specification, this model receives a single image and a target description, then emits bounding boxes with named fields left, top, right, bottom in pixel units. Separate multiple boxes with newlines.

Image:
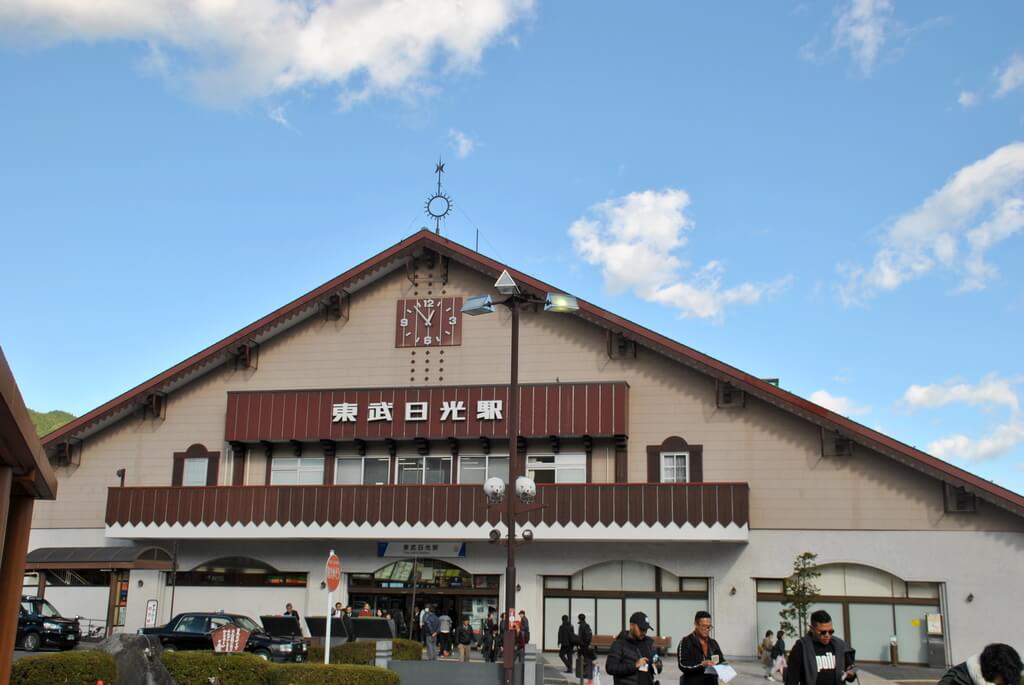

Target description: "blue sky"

left=2, top=1, right=1023, bottom=494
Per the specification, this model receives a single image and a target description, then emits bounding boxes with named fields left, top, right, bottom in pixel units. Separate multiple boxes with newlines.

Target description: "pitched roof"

left=41, top=229, right=1024, bottom=517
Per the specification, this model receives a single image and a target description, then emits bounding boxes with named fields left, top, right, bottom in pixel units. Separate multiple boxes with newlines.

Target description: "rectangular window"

left=334, top=456, right=391, bottom=485
left=396, top=456, right=452, bottom=484
left=458, top=454, right=509, bottom=484
left=661, top=452, right=689, bottom=483
left=527, top=453, right=585, bottom=483
left=182, top=457, right=209, bottom=486
left=270, top=456, right=324, bottom=485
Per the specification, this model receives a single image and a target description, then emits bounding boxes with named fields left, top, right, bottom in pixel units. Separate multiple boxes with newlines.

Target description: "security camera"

left=522, top=529, right=534, bottom=542
left=488, top=529, right=502, bottom=543
left=483, top=477, right=506, bottom=503
left=515, top=476, right=536, bottom=503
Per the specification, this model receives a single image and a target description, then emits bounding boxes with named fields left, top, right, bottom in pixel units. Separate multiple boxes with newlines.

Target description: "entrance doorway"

left=348, top=558, right=499, bottom=638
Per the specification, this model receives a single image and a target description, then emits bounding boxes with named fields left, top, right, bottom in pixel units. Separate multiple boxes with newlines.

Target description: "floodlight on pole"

left=544, top=293, right=579, bottom=313
left=462, top=295, right=495, bottom=316
left=494, top=270, right=520, bottom=296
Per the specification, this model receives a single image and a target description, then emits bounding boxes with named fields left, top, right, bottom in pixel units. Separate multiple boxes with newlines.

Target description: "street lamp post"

left=464, top=271, right=578, bottom=685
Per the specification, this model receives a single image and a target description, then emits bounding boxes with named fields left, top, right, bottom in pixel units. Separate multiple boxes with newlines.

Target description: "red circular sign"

left=325, top=553, right=341, bottom=592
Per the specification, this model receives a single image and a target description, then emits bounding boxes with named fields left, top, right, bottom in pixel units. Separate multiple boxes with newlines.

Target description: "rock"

left=94, top=633, right=174, bottom=685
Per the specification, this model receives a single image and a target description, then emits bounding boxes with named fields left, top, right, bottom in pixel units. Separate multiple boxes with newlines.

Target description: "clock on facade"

left=395, top=297, right=463, bottom=348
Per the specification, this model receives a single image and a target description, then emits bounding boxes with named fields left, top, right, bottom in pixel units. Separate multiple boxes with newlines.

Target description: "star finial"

left=435, top=162, right=445, bottom=174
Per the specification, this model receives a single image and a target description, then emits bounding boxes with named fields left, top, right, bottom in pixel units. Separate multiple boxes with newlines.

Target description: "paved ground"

left=862, top=664, right=947, bottom=683
left=538, top=655, right=924, bottom=685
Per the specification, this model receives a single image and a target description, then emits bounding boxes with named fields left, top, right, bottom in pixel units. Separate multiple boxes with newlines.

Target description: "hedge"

left=307, top=641, right=375, bottom=665
left=268, top=663, right=399, bottom=685
left=391, top=638, right=423, bottom=661
left=160, top=650, right=270, bottom=685
left=11, top=650, right=117, bottom=685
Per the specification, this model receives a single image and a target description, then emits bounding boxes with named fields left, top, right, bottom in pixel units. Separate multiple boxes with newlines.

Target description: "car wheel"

left=253, top=649, right=271, bottom=661
left=22, top=632, right=41, bottom=652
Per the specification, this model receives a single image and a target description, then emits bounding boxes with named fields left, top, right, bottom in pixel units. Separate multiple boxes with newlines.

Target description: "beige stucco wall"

left=33, top=260, right=1024, bottom=533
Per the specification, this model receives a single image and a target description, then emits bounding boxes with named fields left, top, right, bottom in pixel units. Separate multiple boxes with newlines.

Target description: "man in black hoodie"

left=939, top=643, right=1021, bottom=685
left=784, top=610, right=855, bottom=685
left=606, top=611, right=663, bottom=685
left=557, top=614, right=576, bottom=673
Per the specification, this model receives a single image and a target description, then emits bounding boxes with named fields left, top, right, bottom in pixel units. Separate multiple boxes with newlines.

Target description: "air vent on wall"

left=607, top=331, right=638, bottom=359
left=820, top=428, right=853, bottom=457
left=716, top=381, right=746, bottom=409
left=943, top=483, right=977, bottom=513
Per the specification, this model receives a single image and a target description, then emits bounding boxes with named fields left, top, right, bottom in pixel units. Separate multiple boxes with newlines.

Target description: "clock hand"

left=424, top=309, right=436, bottom=326
left=414, top=305, right=430, bottom=324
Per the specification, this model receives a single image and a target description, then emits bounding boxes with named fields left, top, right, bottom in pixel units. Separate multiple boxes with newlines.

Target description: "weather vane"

left=424, top=158, right=453, bottom=234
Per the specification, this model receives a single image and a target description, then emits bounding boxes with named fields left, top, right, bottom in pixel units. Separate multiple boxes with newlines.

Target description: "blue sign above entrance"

left=377, top=541, right=466, bottom=558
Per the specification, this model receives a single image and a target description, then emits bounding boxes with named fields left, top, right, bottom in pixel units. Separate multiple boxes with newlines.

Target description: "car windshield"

left=23, top=599, right=61, bottom=618
left=229, top=616, right=262, bottom=633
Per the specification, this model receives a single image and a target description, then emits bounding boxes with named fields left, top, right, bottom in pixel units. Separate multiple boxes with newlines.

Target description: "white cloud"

left=448, top=128, right=475, bottom=159
left=569, top=189, right=791, bottom=321
left=839, top=142, right=1024, bottom=303
left=928, top=420, right=1024, bottom=462
left=810, top=390, right=872, bottom=416
left=908, top=374, right=1024, bottom=463
left=268, top=105, right=292, bottom=129
left=902, top=375, right=1020, bottom=413
left=995, top=53, right=1024, bottom=98
left=831, top=0, right=894, bottom=76
left=0, top=0, right=533, bottom=107
left=957, top=90, right=978, bottom=108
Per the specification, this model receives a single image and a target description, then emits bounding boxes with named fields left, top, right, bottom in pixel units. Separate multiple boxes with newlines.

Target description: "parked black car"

left=18, top=596, right=80, bottom=652
left=140, top=612, right=307, bottom=662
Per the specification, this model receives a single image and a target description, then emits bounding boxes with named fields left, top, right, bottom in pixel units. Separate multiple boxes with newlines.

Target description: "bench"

left=591, top=635, right=672, bottom=654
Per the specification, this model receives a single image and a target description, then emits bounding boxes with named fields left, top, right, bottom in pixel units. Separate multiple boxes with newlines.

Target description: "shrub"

left=268, top=663, right=399, bottom=685
left=391, top=638, right=423, bottom=661
left=11, top=650, right=117, bottom=685
left=307, top=641, right=375, bottom=665
left=160, top=650, right=270, bottom=685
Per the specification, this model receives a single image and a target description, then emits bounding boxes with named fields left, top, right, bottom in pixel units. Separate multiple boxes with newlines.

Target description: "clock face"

left=395, top=296, right=463, bottom=348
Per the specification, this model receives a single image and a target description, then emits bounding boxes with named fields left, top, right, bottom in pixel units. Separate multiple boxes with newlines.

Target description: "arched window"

left=174, top=556, right=306, bottom=587
left=756, top=563, right=941, bottom=664
left=543, top=560, right=709, bottom=650
left=349, top=559, right=497, bottom=591
left=645, top=436, right=703, bottom=483
left=172, top=443, right=219, bottom=486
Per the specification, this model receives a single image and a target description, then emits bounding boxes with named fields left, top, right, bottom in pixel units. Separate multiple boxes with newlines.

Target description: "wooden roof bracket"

left=321, top=290, right=350, bottom=322
left=233, top=341, right=259, bottom=370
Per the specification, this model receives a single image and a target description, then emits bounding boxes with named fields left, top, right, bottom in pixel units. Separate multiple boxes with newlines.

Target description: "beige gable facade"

left=25, top=232, right=1024, bottom=664
left=32, top=260, right=1022, bottom=533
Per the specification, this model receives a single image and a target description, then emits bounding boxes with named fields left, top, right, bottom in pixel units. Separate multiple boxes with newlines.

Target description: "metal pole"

left=169, top=539, right=178, bottom=617
left=502, top=299, right=520, bottom=685
left=408, top=555, right=419, bottom=639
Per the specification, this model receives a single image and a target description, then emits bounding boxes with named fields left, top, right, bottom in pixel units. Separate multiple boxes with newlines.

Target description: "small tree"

left=779, top=552, right=821, bottom=637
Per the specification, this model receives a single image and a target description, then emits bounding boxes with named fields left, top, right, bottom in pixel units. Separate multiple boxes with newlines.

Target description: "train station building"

left=26, top=229, right=1024, bottom=664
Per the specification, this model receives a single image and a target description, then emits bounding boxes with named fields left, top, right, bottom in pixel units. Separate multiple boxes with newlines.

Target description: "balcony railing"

left=104, top=482, right=749, bottom=539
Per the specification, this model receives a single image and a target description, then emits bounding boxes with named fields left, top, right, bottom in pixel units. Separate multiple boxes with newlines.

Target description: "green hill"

left=28, top=409, right=76, bottom=437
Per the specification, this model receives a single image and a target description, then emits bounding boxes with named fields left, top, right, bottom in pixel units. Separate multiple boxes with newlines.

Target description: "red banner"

left=224, top=382, right=628, bottom=442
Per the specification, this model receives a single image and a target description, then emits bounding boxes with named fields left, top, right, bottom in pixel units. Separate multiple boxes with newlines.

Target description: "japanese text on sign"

left=331, top=399, right=503, bottom=424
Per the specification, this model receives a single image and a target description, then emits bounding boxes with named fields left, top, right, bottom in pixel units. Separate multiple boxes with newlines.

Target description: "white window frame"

left=395, top=455, right=453, bottom=485
left=526, top=453, right=586, bottom=483
left=182, top=457, right=209, bottom=486
left=270, top=456, right=324, bottom=485
left=457, top=454, right=510, bottom=484
left=334, top=455, right=391, bottom=485
left=660, top=451, right=689, bottom=483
